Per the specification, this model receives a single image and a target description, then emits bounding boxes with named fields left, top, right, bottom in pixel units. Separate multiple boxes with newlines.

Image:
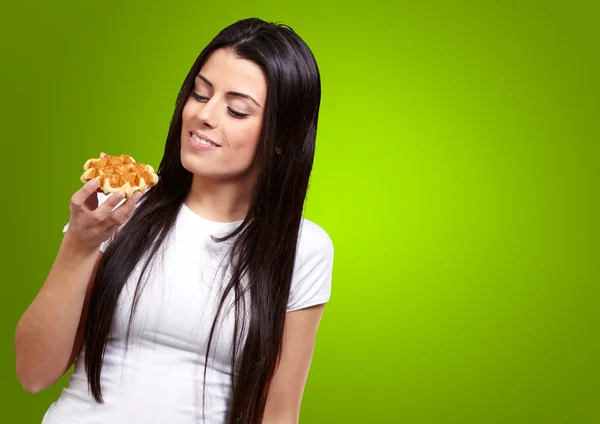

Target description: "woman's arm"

left=14, top=235, right=101, bottom=393
left=262, top=303, right=327, bottom=424
left=14, top=179, right=137, bottom=393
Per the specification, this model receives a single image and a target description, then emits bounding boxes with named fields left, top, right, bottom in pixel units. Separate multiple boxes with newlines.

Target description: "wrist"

left=61, top=231, right=101, bottom=259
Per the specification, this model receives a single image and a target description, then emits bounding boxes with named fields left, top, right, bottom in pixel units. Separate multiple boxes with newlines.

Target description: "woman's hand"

left=65, top=178, right=141, bottom=251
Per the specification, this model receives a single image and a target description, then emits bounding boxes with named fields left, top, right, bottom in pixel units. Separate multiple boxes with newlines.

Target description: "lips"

left=189, top=130, right=221, bottom=147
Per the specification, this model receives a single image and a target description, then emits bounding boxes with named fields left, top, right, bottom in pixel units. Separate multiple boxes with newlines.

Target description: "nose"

left=196, top=98, right=218, bottom=129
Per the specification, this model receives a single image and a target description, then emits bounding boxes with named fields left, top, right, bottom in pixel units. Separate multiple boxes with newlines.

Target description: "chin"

left=181, top=152, right=207, bottom=176
left=180, top=152, right=221, bottom=179
left=180, top=146, right=256, bottom=181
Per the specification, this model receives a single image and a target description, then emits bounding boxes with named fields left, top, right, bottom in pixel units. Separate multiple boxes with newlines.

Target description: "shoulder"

left=296, top=217, right=334, bottom=259
left=287, top=217, right=334, bottom=312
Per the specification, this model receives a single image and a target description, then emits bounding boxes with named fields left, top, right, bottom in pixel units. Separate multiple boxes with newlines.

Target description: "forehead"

left=197, top=48, right=267, bottom=99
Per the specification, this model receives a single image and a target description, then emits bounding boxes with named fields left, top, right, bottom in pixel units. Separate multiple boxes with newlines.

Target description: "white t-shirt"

left=42, top=193, right=334, bottom=424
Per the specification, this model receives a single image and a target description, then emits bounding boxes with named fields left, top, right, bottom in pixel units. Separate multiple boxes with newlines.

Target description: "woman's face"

left=180, top=47, right=267, bottom=183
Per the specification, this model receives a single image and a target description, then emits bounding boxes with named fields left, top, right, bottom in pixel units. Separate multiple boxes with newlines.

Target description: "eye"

left=227, top=107, right=249, bottom=119
left=190, top=92, right=208, bottom=102
left=190, top=92, right=249, bottom=119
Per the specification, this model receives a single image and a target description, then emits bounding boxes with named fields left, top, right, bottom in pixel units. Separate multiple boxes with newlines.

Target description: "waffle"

left=80, top=153, right=159, bottom=199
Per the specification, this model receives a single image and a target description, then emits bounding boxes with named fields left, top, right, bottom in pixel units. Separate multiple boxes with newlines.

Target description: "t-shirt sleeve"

left=287, top=221, right=334, bottom=312
left=62, top=192, right=126, bottom=253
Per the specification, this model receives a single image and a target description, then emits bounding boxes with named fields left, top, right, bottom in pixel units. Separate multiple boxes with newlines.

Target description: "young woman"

left=15, top=17, right=334, bottom=424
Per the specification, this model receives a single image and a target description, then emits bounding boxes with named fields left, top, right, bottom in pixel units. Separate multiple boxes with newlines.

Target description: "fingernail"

left=88, top=179, right=98, bottom=188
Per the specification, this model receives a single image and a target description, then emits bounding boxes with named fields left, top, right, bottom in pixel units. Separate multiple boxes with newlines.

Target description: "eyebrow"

left=196, top=74, right=262, bottom=107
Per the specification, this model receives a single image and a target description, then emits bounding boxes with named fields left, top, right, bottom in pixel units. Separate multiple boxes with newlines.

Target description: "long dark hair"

left=82, top=17, right=321, bottom=424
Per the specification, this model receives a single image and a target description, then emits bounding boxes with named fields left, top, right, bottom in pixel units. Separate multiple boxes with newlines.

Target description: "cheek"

left=181, top=100, right=194, bottom=122
left=229, top=120, right=262, bottom=152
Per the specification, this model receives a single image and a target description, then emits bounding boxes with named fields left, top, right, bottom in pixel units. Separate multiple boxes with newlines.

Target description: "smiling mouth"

left=190, top=132, right=220, bottom=147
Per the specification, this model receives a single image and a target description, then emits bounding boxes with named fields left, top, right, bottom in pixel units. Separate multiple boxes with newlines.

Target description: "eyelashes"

left=228, top=108, right=250, bottom=119
left=190, top=92, right=206, bottom=101
left=189, top=92, right=249, bottom=119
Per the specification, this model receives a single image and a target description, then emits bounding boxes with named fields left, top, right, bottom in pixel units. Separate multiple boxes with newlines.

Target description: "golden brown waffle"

left=80, top=153, right=159, bottom=199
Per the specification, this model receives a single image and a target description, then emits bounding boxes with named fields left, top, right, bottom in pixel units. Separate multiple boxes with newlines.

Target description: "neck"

left=184, top=174, right=254, bottom=223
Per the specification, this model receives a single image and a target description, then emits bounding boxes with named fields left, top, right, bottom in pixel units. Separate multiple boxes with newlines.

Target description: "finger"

left=103, top=222, right=120, bottom=236
left=104, top=192, right=140, bottom=227
left=71, top=179, right=99, bottom=208
left=83, top=190, right=99, bottom=211
left=122, top=199, right=139, bottom=220
left=94, top=192, right=126, bottom=223
left=100, top=152, right=107, bottom=157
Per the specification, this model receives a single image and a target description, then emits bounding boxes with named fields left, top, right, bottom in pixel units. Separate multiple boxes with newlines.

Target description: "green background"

left=2, top=1, right=598, bottom=423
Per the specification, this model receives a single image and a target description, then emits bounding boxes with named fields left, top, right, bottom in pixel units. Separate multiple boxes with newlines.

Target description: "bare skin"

left=14, top=159, right=142, bottom=393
